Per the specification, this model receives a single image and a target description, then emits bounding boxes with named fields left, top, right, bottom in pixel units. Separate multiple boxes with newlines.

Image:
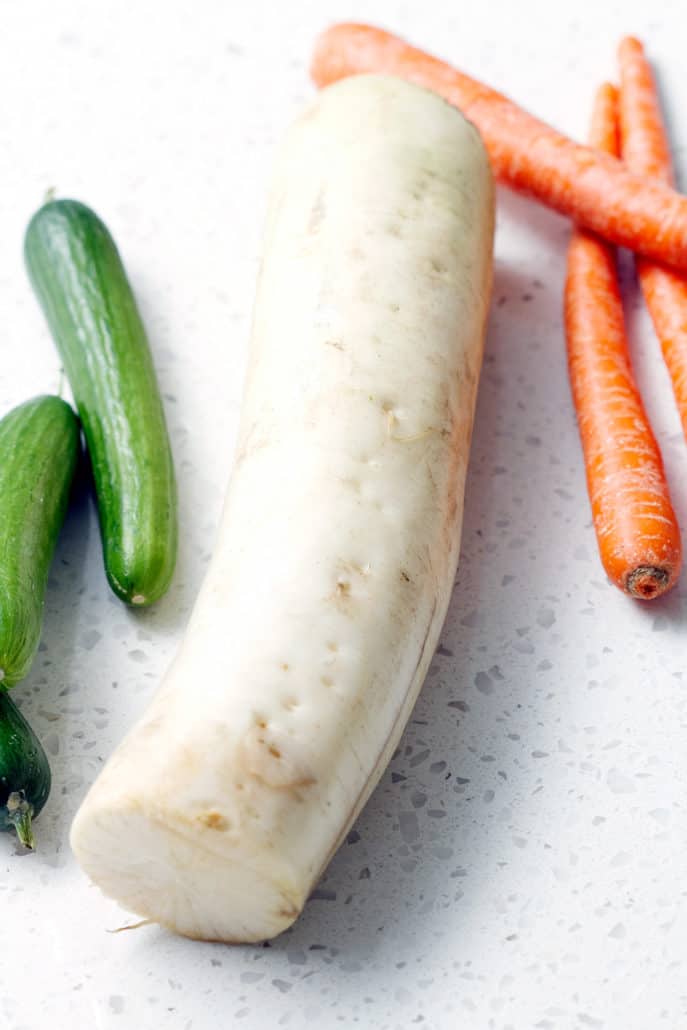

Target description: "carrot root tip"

left=625, top=565, right=671, bottom=600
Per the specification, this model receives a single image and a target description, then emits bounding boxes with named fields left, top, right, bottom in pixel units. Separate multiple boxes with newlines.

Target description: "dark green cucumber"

left=0, top=689, right=51, bottom=848
left=0, top=396, right=79, bottom=686
left=24, top=199, right=177, bottom=606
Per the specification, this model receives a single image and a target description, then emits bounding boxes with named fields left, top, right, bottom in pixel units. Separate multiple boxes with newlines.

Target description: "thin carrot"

left=564, top=82, right=681, bottom=599
left=618, top=36, right=687, bottom=443
left=311, top=24, right=687, bottom=271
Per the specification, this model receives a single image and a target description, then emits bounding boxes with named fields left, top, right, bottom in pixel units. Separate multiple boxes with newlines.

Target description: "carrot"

left=311, top=24, right=687, bottom=271
left=564, top=82, right=681, bottom=599
left=618, top=36, right=687, bottom=444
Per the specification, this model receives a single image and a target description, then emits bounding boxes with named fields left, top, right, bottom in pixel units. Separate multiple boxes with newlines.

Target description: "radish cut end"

left=71, top=803, right=305, bottom=942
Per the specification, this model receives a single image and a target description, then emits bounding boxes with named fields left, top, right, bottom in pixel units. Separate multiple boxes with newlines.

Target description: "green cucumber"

left=0, top=396, right=79, bottom=687
left=0, top=689, right=51, bottom=848
left=24, top=199, right=178, bottom=606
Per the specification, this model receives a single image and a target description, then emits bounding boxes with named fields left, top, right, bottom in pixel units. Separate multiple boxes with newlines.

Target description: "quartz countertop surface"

left=1, top=2, right=686, bottom=1027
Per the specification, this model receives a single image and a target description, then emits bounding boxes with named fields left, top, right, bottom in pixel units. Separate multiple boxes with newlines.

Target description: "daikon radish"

left=70, top=74, right=495, bottom=943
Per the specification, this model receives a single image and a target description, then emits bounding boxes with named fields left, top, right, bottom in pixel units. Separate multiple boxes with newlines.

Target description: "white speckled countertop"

left=1, top=1, right=686, bottom=1027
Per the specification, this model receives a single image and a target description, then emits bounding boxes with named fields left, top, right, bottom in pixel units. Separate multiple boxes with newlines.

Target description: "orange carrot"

left=618, top=36, right=687, bottom=443
left=311, top=24, right=687, bottom=271
left=564, top=82, right=681, bottom=599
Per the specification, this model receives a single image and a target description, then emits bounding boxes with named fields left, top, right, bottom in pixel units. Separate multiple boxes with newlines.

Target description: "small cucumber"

left=25, top=199, right=178, bottom=606
left=0, top=689, right=51, bottom=849
left=0, top=396, right=79, bottom=687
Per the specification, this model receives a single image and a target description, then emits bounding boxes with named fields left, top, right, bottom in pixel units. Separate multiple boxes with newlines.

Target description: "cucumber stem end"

left=7, top=791, right=35, bottom=849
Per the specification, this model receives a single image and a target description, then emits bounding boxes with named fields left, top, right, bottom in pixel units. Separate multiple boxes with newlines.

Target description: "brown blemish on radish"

left=198, top=811, right=230, bottom=831
left=240, top=723, right=316, bottom=789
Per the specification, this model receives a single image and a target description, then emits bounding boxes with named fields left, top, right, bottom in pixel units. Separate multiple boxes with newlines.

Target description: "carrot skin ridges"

left=311, top=23, right=687, bottom=271
left=618, top=36, right=687, bottom=445
left=617, top=37, right=674, bottom=185
left=564, top=83, right=681, bottom=599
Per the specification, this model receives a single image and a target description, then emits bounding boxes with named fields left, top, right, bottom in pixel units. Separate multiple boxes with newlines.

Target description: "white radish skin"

left=70, top=74, right=495, bottom=943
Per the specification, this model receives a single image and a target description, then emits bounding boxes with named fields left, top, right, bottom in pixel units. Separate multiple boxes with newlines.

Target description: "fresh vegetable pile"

left=0, top=202, right=176, bottom=848
left=313, top=26, right=687, bottom=601
left=2, top=25, right=686, bottom=944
